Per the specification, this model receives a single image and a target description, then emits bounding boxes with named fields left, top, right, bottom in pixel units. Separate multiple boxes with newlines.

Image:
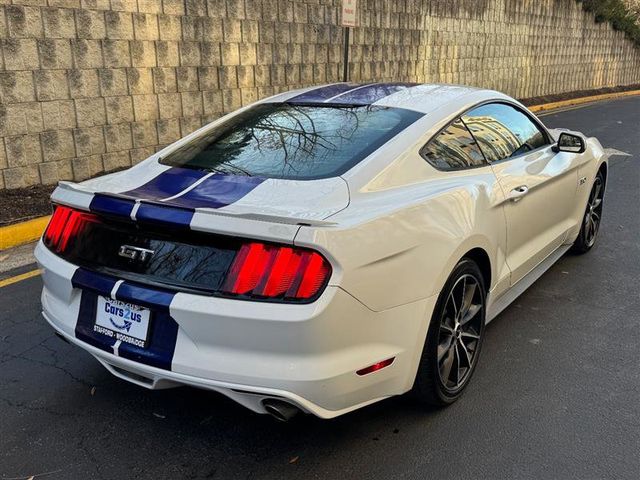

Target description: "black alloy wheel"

left=437, top=273, right=484, bottom=392
left=573, top=170, right=605, bottom=253
left=413, top=258, right=486, bottom=406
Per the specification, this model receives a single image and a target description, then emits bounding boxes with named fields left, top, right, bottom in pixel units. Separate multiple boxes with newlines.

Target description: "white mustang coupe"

left=36, top=83, right=607, bottom=420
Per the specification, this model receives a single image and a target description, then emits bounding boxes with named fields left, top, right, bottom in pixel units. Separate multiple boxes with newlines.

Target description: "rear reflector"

left=221, top=242, right=331, bottom=301
left=356, top=358, right=395, bottom=376
left=43, top=205, right=100, bottom=254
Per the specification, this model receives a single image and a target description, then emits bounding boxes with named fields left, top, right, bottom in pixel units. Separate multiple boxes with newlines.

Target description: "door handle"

left=508, top=185, right=529, bottom=202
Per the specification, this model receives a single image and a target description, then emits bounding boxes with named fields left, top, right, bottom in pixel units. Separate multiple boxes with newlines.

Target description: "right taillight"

left=221, top=242, right=332, bottom=302
left=43, top=205, right=99, bottom=254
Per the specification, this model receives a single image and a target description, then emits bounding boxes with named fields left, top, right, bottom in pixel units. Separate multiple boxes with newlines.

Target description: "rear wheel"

left=413, top=259, right=486, bottom=406
left=572, top=170, right=605, bottom=254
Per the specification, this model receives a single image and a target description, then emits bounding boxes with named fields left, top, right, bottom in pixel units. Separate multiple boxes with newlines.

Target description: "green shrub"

left=577, top=0, right=640, bottom=46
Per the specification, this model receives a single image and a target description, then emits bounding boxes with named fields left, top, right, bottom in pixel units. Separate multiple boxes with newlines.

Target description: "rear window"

left=160, top=103, right=422, bottom=180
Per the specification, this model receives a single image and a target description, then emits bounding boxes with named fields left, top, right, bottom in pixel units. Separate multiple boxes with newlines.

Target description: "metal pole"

left=343, top=26, right=350, bottom=82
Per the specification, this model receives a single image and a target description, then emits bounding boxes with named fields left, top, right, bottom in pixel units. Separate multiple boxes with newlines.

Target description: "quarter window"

left=462, top=103, right=549, bottom=162
left=421, top=119, right=487, bottom=171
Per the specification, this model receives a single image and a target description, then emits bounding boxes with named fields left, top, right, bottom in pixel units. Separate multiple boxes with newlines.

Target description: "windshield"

left=160, top=103, right=423, bottom=180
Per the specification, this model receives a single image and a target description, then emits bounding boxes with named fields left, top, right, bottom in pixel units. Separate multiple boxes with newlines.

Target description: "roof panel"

left=284, top=83, right=362, bottom=103
left=262, top=82, right=495, bottom=114
left=284, top=82, right=419, bottom=105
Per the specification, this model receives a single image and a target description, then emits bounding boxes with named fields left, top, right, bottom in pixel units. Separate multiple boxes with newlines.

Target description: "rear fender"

left=295, top=173, right=507, bottom=312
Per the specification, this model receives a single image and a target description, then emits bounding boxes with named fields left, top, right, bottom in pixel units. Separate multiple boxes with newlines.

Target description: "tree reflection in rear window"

left=160, top=103, right=423, bottom=180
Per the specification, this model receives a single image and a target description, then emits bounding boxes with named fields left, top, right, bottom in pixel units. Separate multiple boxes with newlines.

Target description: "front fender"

left=566, top=137, right=608, bottom=243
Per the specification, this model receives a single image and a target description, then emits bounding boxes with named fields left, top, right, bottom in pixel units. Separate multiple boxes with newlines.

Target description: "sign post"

left=341, top=0, right=357, bottom=82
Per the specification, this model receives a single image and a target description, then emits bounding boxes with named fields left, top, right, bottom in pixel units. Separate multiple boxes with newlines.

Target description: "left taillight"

left=220, top=242, right=332, bottom=302
left=43, top=205, right=99, bottom=254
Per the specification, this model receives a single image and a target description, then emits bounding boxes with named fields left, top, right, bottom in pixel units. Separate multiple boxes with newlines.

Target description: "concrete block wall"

left=0, top=0, right=639, bottom=189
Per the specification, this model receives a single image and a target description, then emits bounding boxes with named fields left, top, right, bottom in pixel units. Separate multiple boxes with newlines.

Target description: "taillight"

left=43, top=207, right=330, bottom=302
left=43, top=205, right=99, bottom=254
left=221, top=242, right=331, bottom=301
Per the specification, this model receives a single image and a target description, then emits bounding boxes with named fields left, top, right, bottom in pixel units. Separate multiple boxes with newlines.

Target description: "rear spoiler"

left=51, top=182, right=337, bottom=243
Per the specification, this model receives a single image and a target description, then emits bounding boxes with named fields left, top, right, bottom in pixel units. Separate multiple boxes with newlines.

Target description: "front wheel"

left=572, top=170, right=605, bottom=254
left=413, top=259, right=486, bottom=406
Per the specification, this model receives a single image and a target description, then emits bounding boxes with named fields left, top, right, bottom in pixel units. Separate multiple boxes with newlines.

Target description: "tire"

left=572, top=170, right=605, bottom=254
left=413, top=258, right=486, bottom=406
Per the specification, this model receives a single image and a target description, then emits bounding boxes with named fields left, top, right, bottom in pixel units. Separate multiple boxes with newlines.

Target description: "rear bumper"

left=36, top=241, right=436, bottom=418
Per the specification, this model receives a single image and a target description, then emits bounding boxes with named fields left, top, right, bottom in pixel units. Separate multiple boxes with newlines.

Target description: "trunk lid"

left=46, top=163, right=347, bottom=297
left=52, top=163, right=350, bottom=243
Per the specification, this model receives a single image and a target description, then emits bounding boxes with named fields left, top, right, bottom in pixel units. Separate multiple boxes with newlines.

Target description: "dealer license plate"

left=94, top=296, right=151, bottom=348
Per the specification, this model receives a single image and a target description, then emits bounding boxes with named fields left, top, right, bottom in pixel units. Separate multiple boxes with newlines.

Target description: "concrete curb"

left=528, top=89, right=640, bottom=113
left=0, top=216, right=50, bottom=251
left=1, top=88, right=639, bottom=252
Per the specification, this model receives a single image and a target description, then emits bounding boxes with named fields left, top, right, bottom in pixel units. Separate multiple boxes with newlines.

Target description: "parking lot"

left=1, top=96, right=639, bottom=479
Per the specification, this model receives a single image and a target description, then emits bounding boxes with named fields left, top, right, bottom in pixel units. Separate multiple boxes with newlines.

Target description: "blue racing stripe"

left=90, top=170, right=263, bottom=226
left=287, top=82, right=419, bottom=106
left=136, top=202, right=194, bottom=228
left=124, top=167, right=208, bottom=201
left=115, top=282, right=178, bottom=371
left=71, top=268, right=180, bottom=371
left=287, top=83, right=362, bottom=103
left=90, top=194, right=135, bottom=218
left=76, top=291, right=117, bottom=353
left=72, top=267, right=118, bottom=297
left=116, top=310, right=178, bottom=370
left=116, top=282, right=174, bottom=312
left=334, top=82, right=419, bottom=105
left=162, top=174, right=265, bottom=209
left=72, top=269, right=119, bottom=352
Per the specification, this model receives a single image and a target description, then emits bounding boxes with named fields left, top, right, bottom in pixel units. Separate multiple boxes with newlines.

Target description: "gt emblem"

left=118, top=245, right=154, bottom=263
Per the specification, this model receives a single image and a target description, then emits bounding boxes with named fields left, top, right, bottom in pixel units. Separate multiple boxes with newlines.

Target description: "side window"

left=462, top=103, right=549, bottom=162
left=420, top=119, right=487, bottom=171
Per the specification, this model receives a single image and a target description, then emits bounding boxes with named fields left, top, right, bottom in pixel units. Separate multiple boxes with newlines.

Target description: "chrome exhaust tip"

left=262, top=399, right=301, bottom=422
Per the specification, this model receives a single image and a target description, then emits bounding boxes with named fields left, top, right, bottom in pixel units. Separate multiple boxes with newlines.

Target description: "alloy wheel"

left=584, top=175, right=604, bottom=248
left=437, top=274, right=484, bottom=392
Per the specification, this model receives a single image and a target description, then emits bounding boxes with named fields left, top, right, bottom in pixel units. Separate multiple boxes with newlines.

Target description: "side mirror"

left=552, top=132, right=585, bottom=154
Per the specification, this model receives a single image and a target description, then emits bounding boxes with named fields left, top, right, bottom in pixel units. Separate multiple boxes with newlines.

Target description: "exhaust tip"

left=262, top=399, right=300, bottom=422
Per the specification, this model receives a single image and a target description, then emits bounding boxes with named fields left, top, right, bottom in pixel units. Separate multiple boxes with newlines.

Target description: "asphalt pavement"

left=1, top=96, right=639, bottom=480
